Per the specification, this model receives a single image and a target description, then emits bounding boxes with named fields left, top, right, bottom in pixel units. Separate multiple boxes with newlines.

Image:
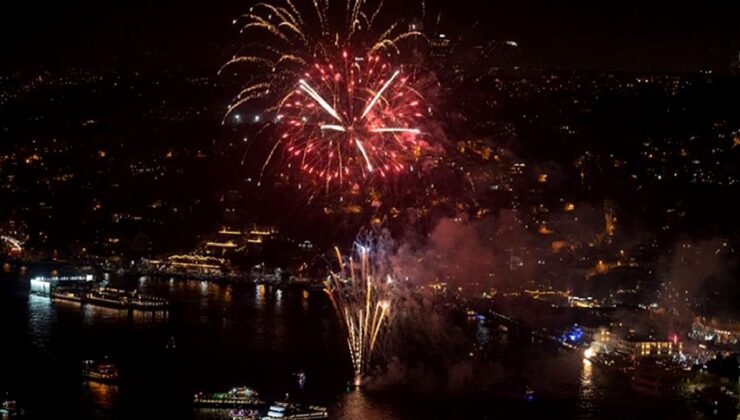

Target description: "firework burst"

left=279, top=51, right=427, bottom=184
left=325, top=242, right=394, bottom=386
left=222, top=0, right=430, bottom=190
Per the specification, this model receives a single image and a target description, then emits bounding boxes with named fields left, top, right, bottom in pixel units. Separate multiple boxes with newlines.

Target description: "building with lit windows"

left=617, top=337, right=682, bottom=358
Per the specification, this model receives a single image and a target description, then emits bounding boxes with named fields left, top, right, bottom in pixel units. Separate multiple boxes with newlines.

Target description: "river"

left=0, top=273, right=690, bottom=419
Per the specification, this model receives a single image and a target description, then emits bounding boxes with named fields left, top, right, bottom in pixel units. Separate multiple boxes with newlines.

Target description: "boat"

left=263, top=402, right=328, bottom=419
left=51, top=289, right=83, bottom=303
left=524, top=386, right=536, bottom=401
left=86, top=288, right=169, bottom=311
left=193, top=387, right=263, bottom=408
left=230, top=408, right=261, bottom=420
left=1, top=399, right=23, bottom=416
left=81, top=359, right=119, bottom=383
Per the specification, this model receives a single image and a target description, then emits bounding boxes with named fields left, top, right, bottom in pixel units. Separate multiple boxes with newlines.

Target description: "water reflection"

left=79, top=304, right=168, bottom=325
left=579, top=356, right=596, bottom=415
left=275, top=289, right=283, bottom=313
left=301, top=290, right=309, bottom=312
left=223, top=285, right=233, bottom=305
left=255, top=284, right=266, bottom=310
left=193, top=408, right=232, bottom=420
left=333, top=389, right=397, bottom=420
left=82, top=305, right=127, bottom=321
left=83, top=381, right=119, bottom=410
left=27, top=294, right=54, bottom=350
left=581, top=359, right=593, bottom=388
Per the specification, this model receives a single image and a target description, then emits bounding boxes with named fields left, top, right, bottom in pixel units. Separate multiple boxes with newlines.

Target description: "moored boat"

left=81, top=359, right=119, bottom=383
left=193, top=386, right=263, bottom=408
left=262, top=402, right=328, bottom=419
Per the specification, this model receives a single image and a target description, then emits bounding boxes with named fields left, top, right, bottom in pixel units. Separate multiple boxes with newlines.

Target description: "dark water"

left=0, top=274, right=691, bottom=419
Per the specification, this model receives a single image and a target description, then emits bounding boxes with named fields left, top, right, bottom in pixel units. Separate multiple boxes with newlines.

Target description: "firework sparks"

left=360, top=69, right=400, bottom=119
left=277, top=53, right=426, bottom=183
left=222, top=0, right=429, bottom=190
left=325, top=243, right=394, bottom=386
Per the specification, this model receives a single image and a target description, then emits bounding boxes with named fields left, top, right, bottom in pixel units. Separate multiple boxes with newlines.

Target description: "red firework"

left=274, top=52, right=427, bottom=186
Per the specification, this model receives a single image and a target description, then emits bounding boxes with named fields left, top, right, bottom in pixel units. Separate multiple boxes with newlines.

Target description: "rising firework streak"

left=325, top=244, right=393, bottom=386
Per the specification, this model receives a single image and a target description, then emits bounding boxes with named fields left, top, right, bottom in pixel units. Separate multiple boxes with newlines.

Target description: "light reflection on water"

left=255, top=284, right=266, bottom=309
left=27, top=294, right=55, bottom=351
left=331, top=389, right=399, bottom=420
left=83, top=381, right=119, bottom=411
left=579, top=358, right=596, bottom=415
left=301, top=290, right=310, bottom=312
left=275, top=288, right=283, bottom=311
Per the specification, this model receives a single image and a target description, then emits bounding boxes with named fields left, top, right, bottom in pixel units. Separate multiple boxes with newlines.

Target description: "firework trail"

left=325, top=242, right=394, bottom=386
left=222, top=0, right=430, bottom=190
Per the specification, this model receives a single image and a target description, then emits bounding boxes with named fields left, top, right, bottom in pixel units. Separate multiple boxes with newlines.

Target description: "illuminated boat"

left=263, top=402, right=328, bottom=419
left=193, top=386, right=263, bottom=408
left=524, top=386, right=536, bottom=401
left=51, top=289, right=84, bottom=303
left=86, top=288, right=169, bottom=311
left=81, top=360, right=119, bottom=383
left=230, top=408, right=261, bottom=420
left=1, top=398, right=23, bottom=416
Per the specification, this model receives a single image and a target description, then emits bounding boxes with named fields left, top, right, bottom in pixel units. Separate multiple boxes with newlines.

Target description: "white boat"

left=263, top=402, right=328, bottom=419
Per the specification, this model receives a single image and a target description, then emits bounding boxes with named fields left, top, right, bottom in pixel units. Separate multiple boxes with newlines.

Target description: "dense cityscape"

left=1, top=1, right=739, bottom=419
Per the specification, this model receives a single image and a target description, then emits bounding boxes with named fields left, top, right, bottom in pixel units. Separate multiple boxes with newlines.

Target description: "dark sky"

left=1, top=0, right=739, bottom=73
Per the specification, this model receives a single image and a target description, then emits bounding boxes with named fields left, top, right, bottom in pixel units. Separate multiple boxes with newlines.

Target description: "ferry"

left=86, top=288, right=169, bottom=311
left=263, top=402, right=328, bottom=419
left=193, top=387, right=263, bottom=408
left=81, top=359, right=119, bottom=383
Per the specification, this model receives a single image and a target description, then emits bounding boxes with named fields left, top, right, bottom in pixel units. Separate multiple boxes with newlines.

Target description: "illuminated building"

left=203, top=224, right=278, bottom=255
left=592, top=328, right=620, bottom=353
left=568, top=296, right=599, bottom=308
left=430, top=34, right=451, bottom=61
left=690, top=318, right=740, bottom=344
left=617, top=337, right=682, bottom=358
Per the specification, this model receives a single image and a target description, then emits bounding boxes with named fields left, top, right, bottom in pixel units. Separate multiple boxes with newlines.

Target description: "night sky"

left=1, top=0, right=739, bottom=72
